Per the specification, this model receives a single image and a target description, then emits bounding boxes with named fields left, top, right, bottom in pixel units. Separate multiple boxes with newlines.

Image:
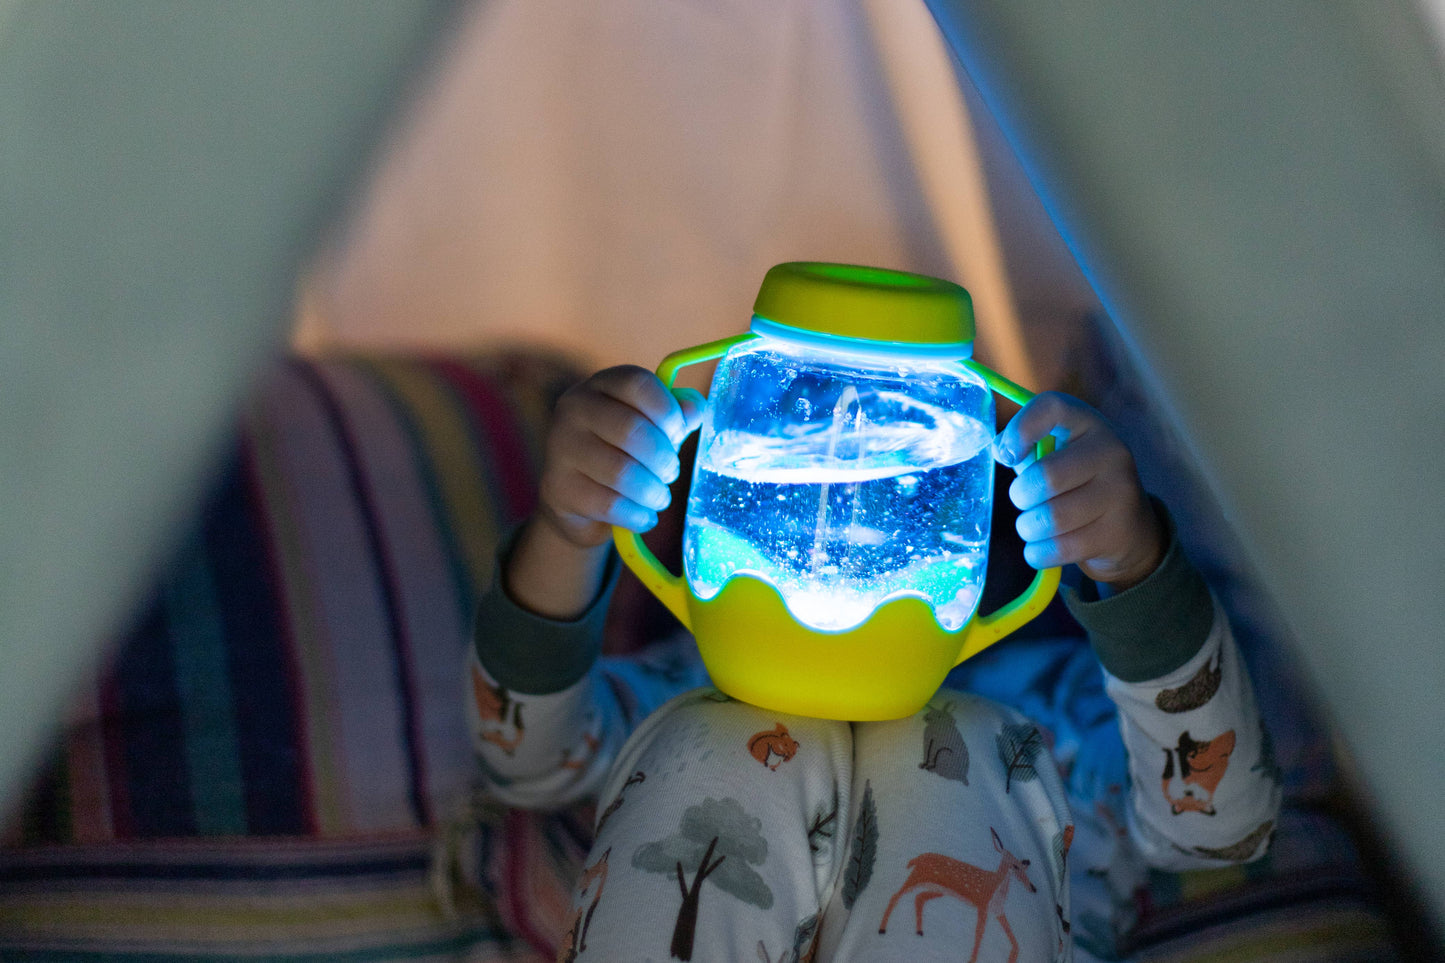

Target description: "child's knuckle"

left=538, top=474, right=564, bottom=512
left=1055, top=529, right=1087, bottom=562
left=619, top=415, right=652, bottom=452
left=555, top=384, right=590, bottom=419
left=613, top=366, right=655, bottom=404
left=1100, top=435, right=1130, bottom=466
left=597, top=447, right=633, bottom=487
left=1036, top=391, right=1069, bottom=421
left=586, top=487, right=622, bottom=521
left=1035, top=458, right=1063, bottom=495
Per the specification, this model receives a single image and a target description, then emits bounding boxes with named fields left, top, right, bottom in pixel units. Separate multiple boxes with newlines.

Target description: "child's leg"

left=557, top=687, right=852, bottom=963
left=817, top=690, right=1074, bottom=963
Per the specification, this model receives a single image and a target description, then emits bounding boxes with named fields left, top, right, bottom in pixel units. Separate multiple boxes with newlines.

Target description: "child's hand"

left=992, top=392, right=1165, bottom=591
left=537, top=366, right=705, bottom=549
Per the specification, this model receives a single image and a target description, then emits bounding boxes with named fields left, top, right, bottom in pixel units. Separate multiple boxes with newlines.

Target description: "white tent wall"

left=923, top=0, right=1445, bottom=933
left=298, top=0, right=954, bottom=368
left=0, top=1, right=455, bottom=819
left=296, top=0, right=1099, bottom=392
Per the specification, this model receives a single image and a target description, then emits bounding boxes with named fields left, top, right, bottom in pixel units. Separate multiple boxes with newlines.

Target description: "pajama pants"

left=555, top=686, right=1074, bottom=963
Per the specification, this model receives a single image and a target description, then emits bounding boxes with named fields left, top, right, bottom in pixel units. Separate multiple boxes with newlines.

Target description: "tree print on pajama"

left=840, top=779, right=877, bottom=911
left=996, top=722, right=1044, bottom=793
left=1153, top=652, right=1221, bottom=713
left=632, top=795, right=774, bottom=961
left=1051, top=824, right=1075, bottom=961
left=756, top=913, right=821, bottom=963
left=806, top=801, right=838, bottom=860
left=594, top=770, right=645, bottom=835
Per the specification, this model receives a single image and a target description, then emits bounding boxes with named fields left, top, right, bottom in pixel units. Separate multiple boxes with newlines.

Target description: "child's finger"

left=591, top=366, right=695, bottom=449
left=673, top=387, right=707, bottom=435
left=991, top=392, right=1101, bottom=469
left=1019, top=514, right=1113, bottom=571
left=545, top=469, right=659, bottom=533
left=567, top=391, right=682, bottom=484
left=1014, top=477, right=1110, bottom=545
left=1007, top=431, right=1119, bottom=511
left=570, top=433, right=674, bottom=512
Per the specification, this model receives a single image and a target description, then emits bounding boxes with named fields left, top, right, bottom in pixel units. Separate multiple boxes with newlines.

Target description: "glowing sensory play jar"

left=613, top=262, right=1060, bottom=720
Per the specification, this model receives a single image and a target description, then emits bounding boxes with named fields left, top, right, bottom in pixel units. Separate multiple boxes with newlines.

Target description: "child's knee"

left=851, top=690, right=1071, bottom=855
left=594, top=687, right=853, bottom=835
left=853, top=690, right=1027, bottom=777
left=826, top=692, right=1073, bottom=961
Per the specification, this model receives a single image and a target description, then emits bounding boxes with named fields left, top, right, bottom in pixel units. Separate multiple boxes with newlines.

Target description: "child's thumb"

left=674, top=388, right=707, bottom=431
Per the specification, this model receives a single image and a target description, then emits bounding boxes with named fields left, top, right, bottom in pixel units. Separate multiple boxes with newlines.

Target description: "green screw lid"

left=751, top=262, right=975, bottom=348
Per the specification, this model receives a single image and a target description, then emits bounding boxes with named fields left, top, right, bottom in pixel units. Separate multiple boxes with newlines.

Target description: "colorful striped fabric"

left=1, top=353, right=584, bottom=960
left=0, top=834, right=544, bottom=962
left=3, top=354, right=574, bottom=846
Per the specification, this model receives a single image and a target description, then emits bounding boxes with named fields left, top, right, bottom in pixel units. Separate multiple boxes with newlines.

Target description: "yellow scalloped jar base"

left=690, top=574, right=976, bottom=721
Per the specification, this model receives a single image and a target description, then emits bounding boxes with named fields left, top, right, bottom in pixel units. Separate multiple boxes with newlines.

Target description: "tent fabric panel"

left=924, top=0, right=1445, bottom=933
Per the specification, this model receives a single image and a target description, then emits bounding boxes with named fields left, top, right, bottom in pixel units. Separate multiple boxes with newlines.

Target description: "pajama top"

left=467, top=510, right=1282, bottom=960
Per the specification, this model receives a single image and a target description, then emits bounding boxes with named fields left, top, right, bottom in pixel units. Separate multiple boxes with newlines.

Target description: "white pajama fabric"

left=468, top=595, right=1280, bottom=962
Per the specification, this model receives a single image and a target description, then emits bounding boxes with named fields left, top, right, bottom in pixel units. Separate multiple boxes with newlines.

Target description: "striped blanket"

left=1, top=354, right=580, bottom=960
left=0, top=353, right=1408, bottom=961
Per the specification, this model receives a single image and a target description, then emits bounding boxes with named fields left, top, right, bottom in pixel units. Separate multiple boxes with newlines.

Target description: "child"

left=468, top=365, right=1280, bottom=962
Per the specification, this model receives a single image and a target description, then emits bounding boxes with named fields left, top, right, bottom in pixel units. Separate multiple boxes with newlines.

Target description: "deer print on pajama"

left=879, top=828, right=1037, bottom=963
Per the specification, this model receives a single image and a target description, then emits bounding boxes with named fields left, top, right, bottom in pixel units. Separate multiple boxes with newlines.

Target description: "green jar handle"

left=953, top=359, right=1063, bottom=664
left=611, top=333, right=759, bottom=628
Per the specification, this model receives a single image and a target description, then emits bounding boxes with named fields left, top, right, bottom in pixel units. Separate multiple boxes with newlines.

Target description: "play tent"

left=3, top=0, right=1442, bottom=955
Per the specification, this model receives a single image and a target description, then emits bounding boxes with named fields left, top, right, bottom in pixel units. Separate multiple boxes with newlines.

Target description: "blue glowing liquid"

left=684, top=404, right=994, bottom=632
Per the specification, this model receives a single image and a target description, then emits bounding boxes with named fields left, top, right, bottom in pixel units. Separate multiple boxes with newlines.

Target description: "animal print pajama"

left=469, top=527, right=1280, bottom=961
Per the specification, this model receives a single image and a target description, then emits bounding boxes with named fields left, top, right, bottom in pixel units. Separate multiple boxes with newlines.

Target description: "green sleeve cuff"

left=1061, top=501, right=1214, bottom=683
left=472, top=529, right=620, bottom=695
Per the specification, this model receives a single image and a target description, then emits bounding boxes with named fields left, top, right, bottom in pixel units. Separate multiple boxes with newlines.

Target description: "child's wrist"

left=1101, top=545, right=1165, bottom=593
left=1063, top=499, right=1214, bottom=683
left=533, top=501, right=611, bottom=550
left=505, top=515, right=613, bottom=621
left=1100, top=500, right=1168, bottom=592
